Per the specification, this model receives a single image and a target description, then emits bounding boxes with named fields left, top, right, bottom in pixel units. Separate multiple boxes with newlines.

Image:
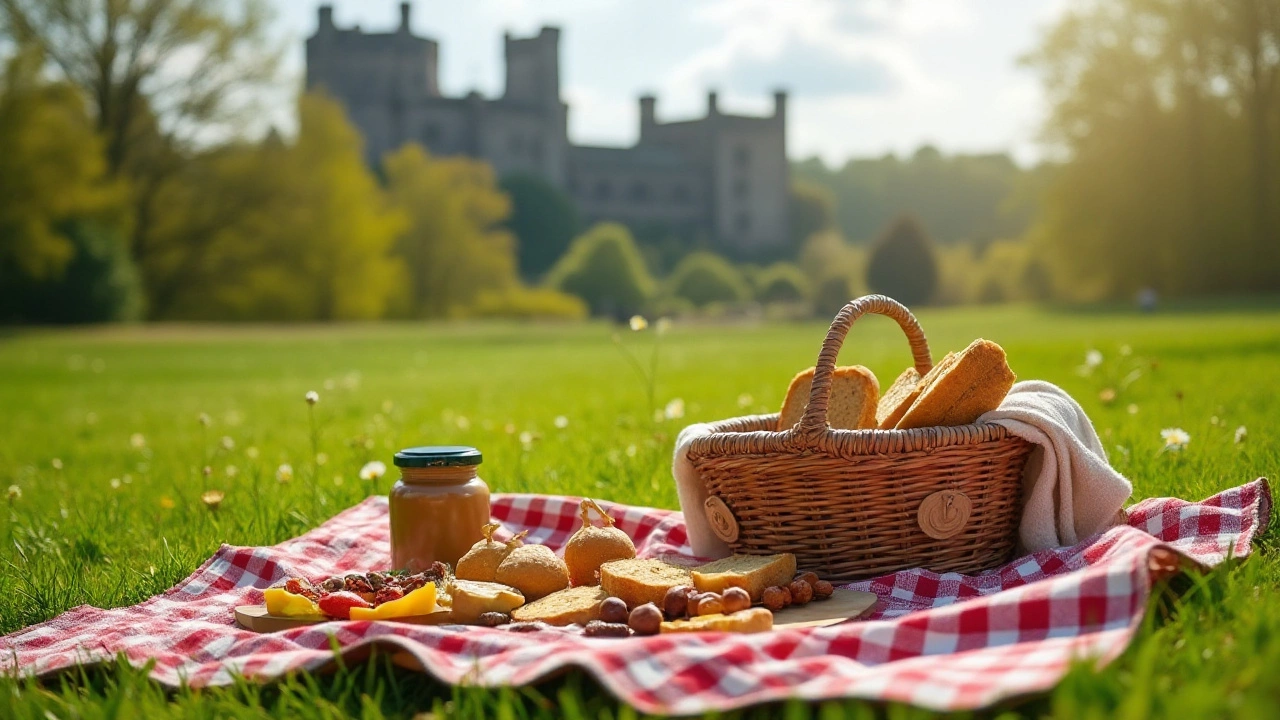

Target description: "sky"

left=271, top=0, right=1069, bottom=168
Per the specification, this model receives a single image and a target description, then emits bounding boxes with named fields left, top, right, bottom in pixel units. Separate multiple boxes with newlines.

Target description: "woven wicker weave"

left=686, top=295, right=1033, bottom=581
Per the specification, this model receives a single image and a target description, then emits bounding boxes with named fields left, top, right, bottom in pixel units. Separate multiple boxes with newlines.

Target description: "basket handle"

left=794, top=295, right=933, bottom=441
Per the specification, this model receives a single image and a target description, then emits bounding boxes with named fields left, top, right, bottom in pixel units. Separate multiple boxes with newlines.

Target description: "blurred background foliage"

left=0, top=0, right=1277, bottom=324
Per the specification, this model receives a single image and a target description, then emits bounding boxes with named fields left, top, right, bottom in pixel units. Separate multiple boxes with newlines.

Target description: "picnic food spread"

left=388, top=446, right=490, bottom=570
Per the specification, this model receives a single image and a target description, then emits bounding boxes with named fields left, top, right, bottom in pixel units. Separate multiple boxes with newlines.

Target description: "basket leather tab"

left=704, top=496, right=740, bottom=544
left=917, top=490, right=972, bottom=540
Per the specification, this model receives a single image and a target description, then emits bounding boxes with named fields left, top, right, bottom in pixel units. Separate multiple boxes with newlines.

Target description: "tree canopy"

left=866, top=214, right=939, bottom=305
left=501, top=173, right=580, bottom=282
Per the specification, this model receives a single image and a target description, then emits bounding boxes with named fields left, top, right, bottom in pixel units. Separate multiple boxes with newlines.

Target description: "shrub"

left=0, top=222, right=143, bottom=323
left=866, top=214, right=939, bottom=305
left=501, top=174, right=580, bottom=281
left=754, top=263, right=809, bottom=304
left=545, top=223, right=654, bottom=318
left=465, top=287, right=587, bottom=320
left=667, top=251, right=749, bottom=307
left=813, top=275, right=854, bottom=318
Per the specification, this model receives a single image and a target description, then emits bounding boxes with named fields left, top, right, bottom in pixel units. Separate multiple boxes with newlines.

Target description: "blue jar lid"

left=393, top=446, right=482, bottom=468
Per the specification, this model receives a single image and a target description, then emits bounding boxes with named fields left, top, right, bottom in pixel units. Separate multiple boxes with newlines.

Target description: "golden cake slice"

left=690, top=553, right=797, bottom=602
left=660, top=608, right=774, bottom=634
left=599, top=558, right=693, bottom=608
left=510, top=585, right=609, bottom=626
left=894, top=339, right=1015, bottom=430
left=777, top=366, right=880, bottom=431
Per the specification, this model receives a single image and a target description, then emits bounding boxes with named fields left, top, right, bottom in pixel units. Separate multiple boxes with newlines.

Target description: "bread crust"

left=894, top=339, right=1015, bottom=430
left=691, top=553, right=797, bottom=602
left=778, top=366, right=880, bottom=431
left=599, top=558, right=692, bottom=608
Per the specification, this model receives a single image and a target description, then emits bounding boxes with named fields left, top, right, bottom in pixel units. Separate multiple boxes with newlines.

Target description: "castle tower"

left=503, top=27, right=561, bottom=106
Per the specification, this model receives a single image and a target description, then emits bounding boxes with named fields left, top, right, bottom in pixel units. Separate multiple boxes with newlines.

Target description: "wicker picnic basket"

left=685, top=295, right=1035, bottom=581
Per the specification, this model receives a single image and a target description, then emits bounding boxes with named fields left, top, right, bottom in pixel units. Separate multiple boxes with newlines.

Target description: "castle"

left=305, top=3, right=790, bottom=257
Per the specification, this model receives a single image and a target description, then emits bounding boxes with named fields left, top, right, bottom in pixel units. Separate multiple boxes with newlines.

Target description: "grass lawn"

left=0, top=303, right=1278, bottom=718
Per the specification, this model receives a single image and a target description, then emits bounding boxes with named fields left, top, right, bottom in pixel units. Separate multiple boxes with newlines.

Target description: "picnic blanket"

left=2, top=479, right=1270, bottom=715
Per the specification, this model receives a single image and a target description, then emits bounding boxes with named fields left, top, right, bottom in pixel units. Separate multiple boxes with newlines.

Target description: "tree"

left=667, top=252, right=749, bottom=307
left=0, top=221, right=142, bottom=323
left=866, top=215, right=939, bottom=305
left=385, top=144, right=519, bottom=319
left=754, top=263, right=810, bottom=304
left=545, top=223, right=654, bottom=318
left=501, top=173, right=580, bottom=281
left=789, top=180, right=836, bottom=255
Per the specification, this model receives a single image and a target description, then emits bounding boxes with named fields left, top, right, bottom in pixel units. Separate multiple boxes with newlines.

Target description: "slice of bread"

left=660, top=608, right=774, bottom=634
left=600, top=558, right=692, bottom=608
left=690, top=553, right=797, bottom=602
left=510, top=585, right=609, bottom=626
left=778, top=366, right=880, bottom=431
left=894, top=339, right=1015, bottom=430
left=875, top=367, right=923, bottom=429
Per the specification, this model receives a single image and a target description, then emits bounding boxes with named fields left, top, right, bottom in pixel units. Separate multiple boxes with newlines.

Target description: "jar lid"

left=393, top=446, right=482, bottom=468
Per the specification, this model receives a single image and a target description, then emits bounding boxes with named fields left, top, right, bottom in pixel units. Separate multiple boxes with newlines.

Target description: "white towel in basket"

left=673, top=380, right=1132, bottom=560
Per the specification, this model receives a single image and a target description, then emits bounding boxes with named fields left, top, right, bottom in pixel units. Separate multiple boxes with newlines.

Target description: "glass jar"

left=389, top=446, right=490, bottom=571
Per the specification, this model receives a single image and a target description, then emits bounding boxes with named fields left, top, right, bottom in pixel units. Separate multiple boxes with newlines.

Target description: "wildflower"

left=1099, top=388, right=1116, bottom=404
left=554, top=415, right=569, bottom=429
left=655, top=317, right=672, bottom=335
left=625, top=444, right=637, bottom=458
left=130, top=433, right=146, bottom=449
left=122, top=474, right=132, bottom=484
left=1160, top=428, right=1191, bottom=451
left=224, top=410, right=242, bottom=426
left=315, top=452, right=328, bottom=466
left=220, top=436, right=235, bottom=450
left=1127, top=404, right=1140, bottom=415
left=1235, top=426, right=1247, bottom=444
left=455, top=415, right=470, bottom=430
left=305, top=391, right=320, bottom=405
left=7, top=485, right=20, bottom=501
left=664, top=398, right=685, bottom=420
left=333, top=476, right=344, bottom=486
left=382, top=400, right=395, bottom=413
left=1210, top=416, right=1220, bottom=426
left=276, top=464, right=294, bottom=483
left=359, top=461, right=387, bottom=481
left=198, top=412, right=212, bottom=427
left=737, top=393, right=753, bottom=408
left=225, top=465, right=238, bottom=478
left=51, top=458, right=63, bottom=470
left=110, top=478, right=121, bottom=489
left=504, top=423, right=517, bottom=434
left=629, top=315, right=648, bottom=331
left=246, top=446, right=260, bottom=459
left=159, top=496, right=175, bottom=510
left=1085, top=350, right=1103, bottom=368
left=201, top=490, right=225, bottom=510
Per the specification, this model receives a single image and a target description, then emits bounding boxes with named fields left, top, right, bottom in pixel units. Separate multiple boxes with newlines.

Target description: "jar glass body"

left=388, top=466, right=489, bottom=571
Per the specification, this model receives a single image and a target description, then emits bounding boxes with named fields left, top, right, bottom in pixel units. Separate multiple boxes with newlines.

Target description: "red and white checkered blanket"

left=2, top=479, right=1270, bottom=715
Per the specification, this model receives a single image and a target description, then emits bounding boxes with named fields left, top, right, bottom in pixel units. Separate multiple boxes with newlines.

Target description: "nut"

left=721, top=587, right=751, bottom=614
left=477, top=612, right=510, bottom=627
left=628, top=603, right=663, bottom=635
left=761, top=586, right=788, bottom=612
left=695, top=594, right=724, bottom=616
left=795, top=571, right=820, bottom=587
left=662, top=586, right=690, bottom=619
left=813, top=580, right=834, bottom=599
left=599, top=597, right=629, bottom=624
left=505, top=621, right=552, bottom=633
left=788, top=579, right=814, bottom=605
left=780, top=585, right=793, bottom=607
left=584, top=620, right=631, bottom=638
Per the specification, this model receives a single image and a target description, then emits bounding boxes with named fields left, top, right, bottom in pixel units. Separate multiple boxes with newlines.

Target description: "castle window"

left=594, top=180, right=612, bottom=201
left=734, top=144, right=751, bottom=168
left=629, top=182, right=649, bottom=202
left=733, top=178, right=749, bottom=199
left=735, top=212, right=751, bottom=233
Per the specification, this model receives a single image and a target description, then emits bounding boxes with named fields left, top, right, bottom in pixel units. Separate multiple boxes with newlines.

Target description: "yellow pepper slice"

left=348, top=584, right=437, bottom=621
left=264, top=587, right=322, bottom=617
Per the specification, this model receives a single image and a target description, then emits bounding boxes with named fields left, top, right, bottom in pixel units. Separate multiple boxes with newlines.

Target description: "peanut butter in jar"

left=389, top=446, right=490, bottom=571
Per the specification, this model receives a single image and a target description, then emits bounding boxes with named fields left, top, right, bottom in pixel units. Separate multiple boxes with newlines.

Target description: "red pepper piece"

left=317, top=591, right=373, bottom=619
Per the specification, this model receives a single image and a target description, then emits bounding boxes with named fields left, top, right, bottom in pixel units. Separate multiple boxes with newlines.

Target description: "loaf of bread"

left=599, top=558, right=692, bottom=608
left=778, top=366, right=879, bottom=431
left=510, top=585, right=608, bottom=626
left=690, top=553, right=797, bottom=602
left=875, top=366, right=923, bottom=429
left=894, top=339, right=1015, bottom=430
left=660, top=607, right=773, bottom=634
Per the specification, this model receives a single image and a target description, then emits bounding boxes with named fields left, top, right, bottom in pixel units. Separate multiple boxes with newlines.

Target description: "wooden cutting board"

left=235, top=588, right=876, bottom=633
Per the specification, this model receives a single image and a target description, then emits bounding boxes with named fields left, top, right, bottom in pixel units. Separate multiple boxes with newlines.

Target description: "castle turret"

left=504, top=27, right=561, bottom=106
left=398, top=2, right=411, bottom=32
left=707, top=90, right=720, bottom=116
left=639, top=94, right=656, bottom=140
left=773, top=89, right=788, bottom=124
left=318, top=4, right=334, bottom=30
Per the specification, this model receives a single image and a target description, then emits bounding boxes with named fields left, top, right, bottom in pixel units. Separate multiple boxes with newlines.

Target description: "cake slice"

left=778, top=366, right=880, bottom=431
left=510, top=585, right=608, bottom=626
left=660, top=608, right=773, bottom=634
left=894, top=339, right=1015, bottom=430
left=690, top=553, right=797, bottom=602
left=600, top=558, right=692, bottom=608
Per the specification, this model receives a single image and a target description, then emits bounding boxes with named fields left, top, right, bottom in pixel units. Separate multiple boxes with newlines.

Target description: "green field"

left=1, top=304, right=1279, bottom=718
